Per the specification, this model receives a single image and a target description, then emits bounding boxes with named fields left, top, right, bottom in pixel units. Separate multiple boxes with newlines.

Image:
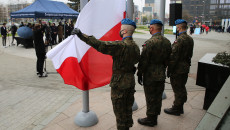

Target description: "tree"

left=142, top=16, right=147, bottom=24
left=68, top=0, right=80, bottom=12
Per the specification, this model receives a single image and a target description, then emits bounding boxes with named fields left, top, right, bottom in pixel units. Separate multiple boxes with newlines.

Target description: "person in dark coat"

left=51, top=23, right=57, bottom=45
left=64, top=21, right=70, bottom=39
left=33, top=24, right=47, bottom=77
left=1, top=23, right=7, bottom=47
left=10, top=23, right=18, bottom=45
left=57, top=22, right=64, bottom=43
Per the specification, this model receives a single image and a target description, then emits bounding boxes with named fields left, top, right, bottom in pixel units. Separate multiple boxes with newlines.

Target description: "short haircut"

left=179, top=23, right=188, bottom=29
left=152, top=24, right=162, bottom=31
left=121, top=25, right=135, bottom=35
left=3, top=23, right=6, bottom=25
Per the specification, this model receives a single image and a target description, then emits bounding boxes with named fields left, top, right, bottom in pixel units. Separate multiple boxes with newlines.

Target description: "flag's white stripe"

left=47, top=35, right=90, bottom=69
left=76, top=0, right=126, bottom=39
left=47, top=0, right=126, bottom=69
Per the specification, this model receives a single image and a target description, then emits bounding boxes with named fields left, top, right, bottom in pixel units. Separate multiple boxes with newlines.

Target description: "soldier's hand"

left=138, top=75, right=143, bottom=86
left=167, top=71, right=171, bottom=78
left=71, top=28, right=82, bottom=37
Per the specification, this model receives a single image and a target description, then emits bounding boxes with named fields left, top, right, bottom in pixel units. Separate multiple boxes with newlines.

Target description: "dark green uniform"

left=137, top=33, right=171, bottom=118
left=168, top=32, right=194, bottom=107
left=78, top=34, right=140, bottom=129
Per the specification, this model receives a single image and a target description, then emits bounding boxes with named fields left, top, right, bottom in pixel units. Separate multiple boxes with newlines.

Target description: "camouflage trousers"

left=144, top=81, right=165, bottom=118
left=170, top=73, right=188, bottom=107
left=111, top=86, right=135, bottom=130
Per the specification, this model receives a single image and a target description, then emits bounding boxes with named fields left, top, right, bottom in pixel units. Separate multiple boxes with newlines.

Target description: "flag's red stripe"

left=57, top=22, right=122, bottom=90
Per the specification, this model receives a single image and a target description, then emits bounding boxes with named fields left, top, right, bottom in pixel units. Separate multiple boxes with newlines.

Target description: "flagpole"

left=159, top=0, right=167, bottom=100
left=74, top=0, right=98, bottom=127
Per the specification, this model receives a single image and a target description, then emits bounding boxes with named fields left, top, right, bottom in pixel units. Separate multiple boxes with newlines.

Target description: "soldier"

left=164, top=19, right=194, bottom=116
left=72, top=18, right=140, bottom=130
left=137, top=19, right=171, bottom=127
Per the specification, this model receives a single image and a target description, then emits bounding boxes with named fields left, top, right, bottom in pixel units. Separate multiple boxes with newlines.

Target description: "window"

left=220, top=0, right=225, bottom=4
left=209, top=11, right=215, bottom=15
left=210, top=5, right=218, bottom=9
left=211, top=0, right=217, bottom=4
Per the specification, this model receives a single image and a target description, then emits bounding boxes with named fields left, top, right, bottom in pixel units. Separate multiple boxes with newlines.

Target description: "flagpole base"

left=74, top=110, right=98, bottom=127
left=132, top=100, right=138, bottom=111
left=162, top=91, right=167, bottom=100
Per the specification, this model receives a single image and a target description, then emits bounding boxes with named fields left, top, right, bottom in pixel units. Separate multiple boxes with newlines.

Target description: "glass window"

left=220, top=0, right=225, bottom=3
left=210, top=5, right=217, bottom=9
left=211, top=0, right=217, bottom=4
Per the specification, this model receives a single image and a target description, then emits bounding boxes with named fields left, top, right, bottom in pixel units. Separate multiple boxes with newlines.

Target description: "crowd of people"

left=1, top=20, right=75, bottom=48
left=0, top=20, right=75, bottom=77
left=72, top=18, right=194, bottom=130
left=189, top=23, right=230, bottom=35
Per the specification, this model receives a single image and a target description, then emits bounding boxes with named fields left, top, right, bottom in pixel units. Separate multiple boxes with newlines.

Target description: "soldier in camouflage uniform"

left=72, top=18, right=140, bottom=130
left=137, top=19, right=171, bottom=127
left=164, top=19, right=194, bottom=116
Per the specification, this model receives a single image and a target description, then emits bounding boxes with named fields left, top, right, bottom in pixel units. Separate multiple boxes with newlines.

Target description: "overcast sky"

left=1, top=0, right=170, bottom=13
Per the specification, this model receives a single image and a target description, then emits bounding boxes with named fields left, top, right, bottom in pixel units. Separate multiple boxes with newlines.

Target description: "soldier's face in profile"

left=176, top=25, right=180, bottom=32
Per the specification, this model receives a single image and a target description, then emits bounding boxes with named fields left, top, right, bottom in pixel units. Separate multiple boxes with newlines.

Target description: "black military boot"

left=137, top=116, right=157, bottom=127
left=164, top=105, right=184, bottom=116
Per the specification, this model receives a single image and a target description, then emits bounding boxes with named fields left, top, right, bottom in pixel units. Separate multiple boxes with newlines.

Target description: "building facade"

left=171, top=0, right=230, bottom=25
left=0, top=5, right=8, bottom=23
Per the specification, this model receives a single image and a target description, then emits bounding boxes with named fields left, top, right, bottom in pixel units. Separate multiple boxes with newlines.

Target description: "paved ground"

left=0, top=31, right=229, bottom=130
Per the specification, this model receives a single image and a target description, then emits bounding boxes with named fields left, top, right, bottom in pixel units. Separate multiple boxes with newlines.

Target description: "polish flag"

left=46, top=0, right=126, bottom=90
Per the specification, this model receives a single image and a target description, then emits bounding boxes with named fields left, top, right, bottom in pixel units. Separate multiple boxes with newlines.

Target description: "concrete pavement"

left=0, top=31, right=229, bottom=130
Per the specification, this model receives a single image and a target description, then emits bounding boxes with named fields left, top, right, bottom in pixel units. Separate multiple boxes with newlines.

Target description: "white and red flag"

left=46, top=0, right=126, bottom=90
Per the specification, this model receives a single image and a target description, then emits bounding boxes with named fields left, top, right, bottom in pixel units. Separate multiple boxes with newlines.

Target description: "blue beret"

left=175, top=19, right=187, bottom=25
left=121, top=18, right=136, bottom=28
left=150, top=19, right=163, bottom=25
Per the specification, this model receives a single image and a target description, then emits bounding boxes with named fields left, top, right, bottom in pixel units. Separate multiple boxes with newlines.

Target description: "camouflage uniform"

left=78, top=34, right=140, bottom=130
left=137, top=33, right=171, bottom=118
left=168, top=32, right=194, bottom=107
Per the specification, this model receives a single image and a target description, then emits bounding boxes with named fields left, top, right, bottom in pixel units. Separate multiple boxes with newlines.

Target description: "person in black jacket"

left=33, top=24, right=47, bottom=77
left=1, top=23, right=8, bottom=47
left=51, top=23, right=57, bottom=45
left=10, top=23, right=18, bottom=45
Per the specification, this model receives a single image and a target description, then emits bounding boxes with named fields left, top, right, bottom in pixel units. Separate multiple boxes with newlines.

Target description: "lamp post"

left=202, top=1, right=205, bottom=24
left=195, top=6, right=198, bottom=21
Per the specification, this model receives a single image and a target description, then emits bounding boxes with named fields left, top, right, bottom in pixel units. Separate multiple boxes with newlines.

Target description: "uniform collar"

left=122, top=36, right=132, bottom=40
left=152, top=32, right=161, bottom=37
left=178, top=31, right=187, bottom=36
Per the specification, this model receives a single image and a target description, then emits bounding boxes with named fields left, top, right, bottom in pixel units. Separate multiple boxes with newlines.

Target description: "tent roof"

left=11, top=0, right=79, bottom=19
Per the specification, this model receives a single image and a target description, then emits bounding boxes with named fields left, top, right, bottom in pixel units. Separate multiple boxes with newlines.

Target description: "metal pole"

left=127, top=0, right=134, bottom=20
left=159, top=0, right=167, bottom=100
left=80, top=0, right=89, bottom=114
left=82, top=90, right=89, bottom=112
left=126, top=0, right=138, bottom=111
left=159, top=0, right=166, bottom=35
left=74, top=0, right=98, bottom=127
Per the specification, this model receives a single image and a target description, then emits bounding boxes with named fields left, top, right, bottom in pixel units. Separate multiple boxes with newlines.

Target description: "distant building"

left=142, top=0, right=155, bottom=23
left=0, top=5, right=8, bottom=23
left=170, top=0, right=230, bottom=25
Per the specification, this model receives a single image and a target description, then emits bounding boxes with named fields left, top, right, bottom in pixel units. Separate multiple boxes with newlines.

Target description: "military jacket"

left=138, top=33, right=171, bottom=83
left=168, top=32, right=194, bottom=74
left=79, top=34, right=140, bottom=89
